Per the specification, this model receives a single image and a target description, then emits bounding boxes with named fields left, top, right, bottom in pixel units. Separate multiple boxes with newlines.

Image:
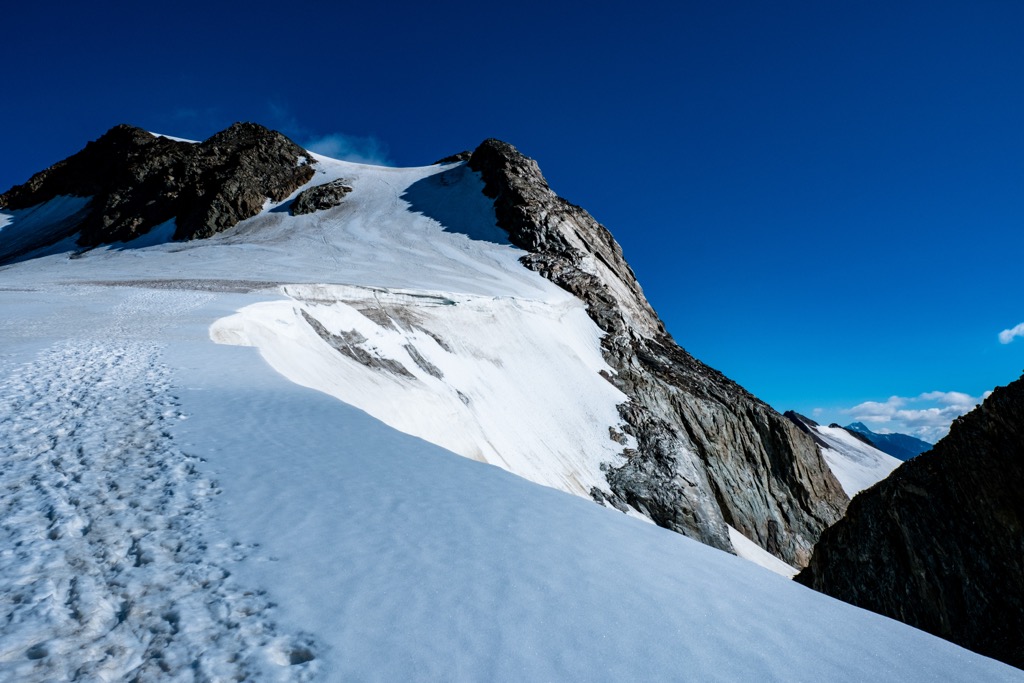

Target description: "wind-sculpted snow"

left=212, top=283, right=632, bottom=498
left=0, top=290, right=318, bottom=682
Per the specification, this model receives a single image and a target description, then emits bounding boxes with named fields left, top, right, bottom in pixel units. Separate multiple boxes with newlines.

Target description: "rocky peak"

left=0, top=122, right=315, bottom=253
left=466, top=139, right=849, bottom=565
left=796, top=372, right=1024, bottom=668
left=469, top=139, right=665, bottom=340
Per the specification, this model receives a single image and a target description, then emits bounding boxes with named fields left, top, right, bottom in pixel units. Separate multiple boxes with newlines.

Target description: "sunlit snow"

left=0, top=147, right=1018, bottom=681
left=813, top=424, right=904, bottom=496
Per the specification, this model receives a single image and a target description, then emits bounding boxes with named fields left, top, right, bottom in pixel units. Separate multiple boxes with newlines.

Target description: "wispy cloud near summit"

left=304, top=133, right=391, bottom=166
left=264, top=102, right=392, bottom=166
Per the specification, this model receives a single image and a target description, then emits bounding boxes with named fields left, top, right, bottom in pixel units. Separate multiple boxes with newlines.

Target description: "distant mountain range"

left=844, top=422, right=932, bottom=461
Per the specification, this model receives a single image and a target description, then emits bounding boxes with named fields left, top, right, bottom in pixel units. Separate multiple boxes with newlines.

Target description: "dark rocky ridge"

left=0, top=123, right=315, bottom=253
left=468, top=139, right=848, bottom=565
left=796, top=373, right=1024, bottom=669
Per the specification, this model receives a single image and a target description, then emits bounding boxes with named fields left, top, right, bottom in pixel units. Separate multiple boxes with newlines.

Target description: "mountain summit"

left=2, top=124, right=1014, bottom=679
left=0, top=123, right=313, bottom=260
left=1, top=124, right=848, bottom=567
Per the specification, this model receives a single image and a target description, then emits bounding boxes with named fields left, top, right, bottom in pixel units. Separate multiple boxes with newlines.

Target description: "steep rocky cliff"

left=796, top=373, right=1024, bottom=669
left=0, top=123, right=314, bottom=257
left=466, top=140, right=848, bottom=565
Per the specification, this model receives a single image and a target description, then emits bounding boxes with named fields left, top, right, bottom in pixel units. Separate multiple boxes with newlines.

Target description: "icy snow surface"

left=210, top=283, right=627, bottom=497
left=812, top=424, right=904, bottom=496
left=0, top=152, right=1019, bottom=680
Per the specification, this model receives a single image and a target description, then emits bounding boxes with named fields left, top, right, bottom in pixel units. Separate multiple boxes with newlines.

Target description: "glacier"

left=0, top=147, right=1019, bottom=680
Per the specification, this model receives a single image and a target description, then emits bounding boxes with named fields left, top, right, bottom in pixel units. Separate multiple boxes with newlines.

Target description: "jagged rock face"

left=0, top=122, right=315, bottom=248
left=291, top=179, right=353, bottom=215
left=796, top=374, right=1024, bottom=669
left=468, top=139, right=848, bottom=565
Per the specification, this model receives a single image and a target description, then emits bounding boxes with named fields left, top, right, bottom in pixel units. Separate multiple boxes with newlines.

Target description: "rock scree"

left=290, top=179, right=353, bottom=216
left=466, top=138, right=848, bottom=566
left=796, top=372, right=1024, bottom=670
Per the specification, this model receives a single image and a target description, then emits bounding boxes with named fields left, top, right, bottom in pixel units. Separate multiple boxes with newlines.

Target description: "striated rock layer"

left=796, top=373, right=1024, bottom=669
left=0, top=123, right=314, bottom=252
left=467, top=139, right=848, bottom=565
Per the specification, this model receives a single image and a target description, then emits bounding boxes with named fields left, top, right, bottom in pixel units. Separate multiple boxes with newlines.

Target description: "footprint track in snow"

left=0, top=289, right=318, bottom=682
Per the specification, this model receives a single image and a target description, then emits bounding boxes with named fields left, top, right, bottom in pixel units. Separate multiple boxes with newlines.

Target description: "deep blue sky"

left=3, top=1, right=1022, bottom=439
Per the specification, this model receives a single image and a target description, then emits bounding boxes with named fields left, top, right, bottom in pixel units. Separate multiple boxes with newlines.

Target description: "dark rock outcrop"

left=435, top=151, right=473, bottom=164
left=796, top=374, right=1024, bottom=669
left=0, top=122, right=315, bottom=251
left=291, top=179, right=353, bottom=215
left=467, top=139, right=848, bottom=565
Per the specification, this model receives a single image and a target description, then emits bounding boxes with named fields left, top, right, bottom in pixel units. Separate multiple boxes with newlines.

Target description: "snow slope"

left=2, top=156, right=633, bottom=501
left=0, top=151, right=1019, bottom=680
left=0, top=283, right=1016, bottom=681
left=815, top=424, right=904, bottom=496
left=210, top=283, right=629, bottom=497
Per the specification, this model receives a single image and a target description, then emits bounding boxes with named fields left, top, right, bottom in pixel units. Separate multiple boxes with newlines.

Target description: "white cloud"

left=917, top=390, right=977, bottom=406
left=998, top=322, right=1024, bottom=344
left=304, top=133, right=392, bottom=166
left=845, top=390, right=989, bottom=443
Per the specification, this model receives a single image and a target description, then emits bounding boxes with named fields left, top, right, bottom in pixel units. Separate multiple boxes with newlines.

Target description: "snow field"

left=0, top=145, right=1020, bottom=680
left=813, top=424, right=903, bottom=496
left=174, top=337, right=1021, bottom=681
left=0, top=289, right=318, bottom=682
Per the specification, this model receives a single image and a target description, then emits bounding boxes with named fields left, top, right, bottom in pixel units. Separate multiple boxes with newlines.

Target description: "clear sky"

left=2, top=1, right=1022, bottom=441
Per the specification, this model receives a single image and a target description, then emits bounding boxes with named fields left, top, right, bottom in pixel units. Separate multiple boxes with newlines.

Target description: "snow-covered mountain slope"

left=3, top=125, right=1017, bottom=678
left=1, top=125, right=850, bottom=568
left=2, top=152, right=631, bottom=504
left=0, top=284, right=1018, bottom=681
left=785, top=412, right=902, bottom=496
